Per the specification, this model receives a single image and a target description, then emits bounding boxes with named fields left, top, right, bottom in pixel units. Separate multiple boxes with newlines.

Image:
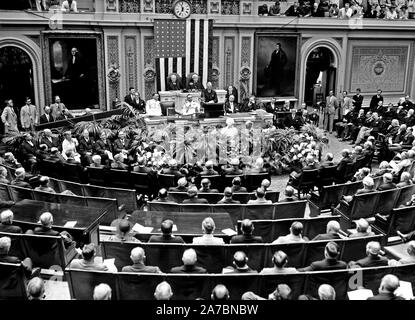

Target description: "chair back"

left=274, top=200, right=307, bottom=219
left=374, top=188, right=400, bottom=215
left=130, top=172, right=150, bottom=195
left=101, top=241, right=142, bottom=271
left=42, top=160, right=62, bottom=179
left=181, top=204, right=212, bottom=213
left=299, top=169, right=319, bottom=190
left=145, top=243, right=185, bottom=273
left=395, top=184, right=415, bottom=207
left=23, top=233, right=67, bottom=269
left=0, top=182, right=11, bottom=201
left=304, top=269, right=350, bottom=300
left=158, top=174, right=176, bottom=189
left=387, top=206, right=415, bottom=237
left=58, top=180, right=84, bottom=196
left=267, top=243, right=306, bottom=268
left=226, top=244, right=267, bottom=271
left=244, top=204, right=274, bottom=220
left=318, top=166, right=337, bottom=186
left=259, top=273, right=306, bottom=300
left=244, top=173, right=270, bottom=192
left=200, top=175, right=222, bottom=191
left=107, top=169, right=132, bottom=189
left=0, top=232, right=27, bottom=260
left=148, top=201, right=181, bottom=212
left=303, top=215, right=341, bottom=240
left=211, top=204, right=243, bottom=226
left=349, top=192, right=380, bottom=219
left=61, top=163, right=82, bottom=182
left=343, top=181, right=363, bottom=196
left=233, top=192, right=251, bottom=204
left=7, top=185, right=34, bottom=202
left=318, top=184, right=346, bottom=211
left=116, top=272, right=165, bottom=300
left=341, top=234, right=384, bottom=263
left=33, top=190, right=59, bottom=203
left=86, top=167, right=106, bottom=186
left=0, top=262, right=27, bottom=300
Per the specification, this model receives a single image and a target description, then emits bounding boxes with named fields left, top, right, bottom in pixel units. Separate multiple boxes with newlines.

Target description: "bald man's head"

left=130, top=247, right=145, bottom=264
left=39, top=212, right=53, bottom=228
left=318, top=284, right=336, bottom=300
left=327, top=220, right=340, bottom=234
left=27, top=277, right=45, bottom=300
left=211, top=284, right=230, bottom=300
left=233, top=251, right=248, bottom=270
left=93, top=283, right=112, bottom=300
left=154, top=281, right=173, bottom=300
left=379, top=274, right=400, bottom=294
left=182, top=248, right=197, bottom=266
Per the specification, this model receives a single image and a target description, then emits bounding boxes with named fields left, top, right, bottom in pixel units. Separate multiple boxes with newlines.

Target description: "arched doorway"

left=0, top=46, right=35, bottom=108
left=304, top=47, right=336, bottom=107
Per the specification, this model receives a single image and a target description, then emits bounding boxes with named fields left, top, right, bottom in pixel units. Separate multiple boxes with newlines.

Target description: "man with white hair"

left=122, top=247, right=162, bottom=273
left=93, top=283, right=112, bottom=300
left=200, top=160, right=218, bottom=176
left=39, top=105, right=55, bottom=124
left=348, top=241, right=389, bottom=268
left=34, top=176, right=56, bottom=193
left=318, top=284, right=336, bottom=300
left=89, top=155, right=104, bottom=168
left=377, top=172, right=397, bottom=191
left=154, top=281, right=173, bottom=300
left=168, top=177, right=188, bottom=192
left=192, top=217, right=224, bottom=245
left=367, top=274, right=404, bottom=300
left=202, top=82, right=218, bottom=104
left=312, top=220, right=342, bottom=241
left=27, top=277, right=45, bottom=300
left=0, top=236, right=36, bottom=278
left=349, top=218, right=375, bottom=238
left=41, top=129, right=59, bottom=150
left=170, top=248, right=207, bottom=273
left=187, top=73, right=204, bottom=91
left=10, top=167, right=31, bottom=188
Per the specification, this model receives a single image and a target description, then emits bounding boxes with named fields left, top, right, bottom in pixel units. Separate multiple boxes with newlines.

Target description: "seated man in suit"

left=223, top=158, right=243, bottom=175
left=41, top=129, right=59, bottom=150
left=69, top=243, right=109, bottom=271
left=93, top=283, right=112, bottom=301
left=230, top=219, right=263, bottom=244
left=170, top=248, right=207, bottom=274
left=121, top=247, right=162, bottom=273
left=342, top=176, right=376, bottom=203
left=367, top=274, right=405, bottom=300
left=284, top=108, right=298, bottom=128
left=200, top=160, right=219, bottom=176
left=10, top=167, right=31, bottom=188
left=89, top=155, right=105, bottom=168
left=162, top=159, right=184, bottom=179
left=46, top=147, right=65, bottom=163
left=389, top=241, right=415, bottom=265
left=202, top=82, right=218, bottom=104
left=169, top=177, right=188, bottom=192
left=272, top=221, right=308, bottom=244
left=348, top=218, right=375, bottom=238
left=192, top=217, right=224, bottom=245
left=224, top=94, right=239, bottom=114
left=148, top=219, right=184, bottom=243
left=312, top=220, right=343, bottom=241
left=124, top=87, right=145, bottom=112
left=110, top=153, right=129, bottom=170
left=247, top=188, right=272, bottom=204
left=230, top=176, right=247, bottom=193
left=3, top=152, right=21, bottom=169
left=217, top=187, right=241, bottom=204
left=396, top=171, right=413, bottom=188
left=319, top=153, right=335, bottom=168
left=0, top=236, right=36, bottom=279
left=260, top=179, right=272, bottom=192
left=239, top=95, right=259, bottom=113
left=166, top=74, right=183, bottom=91
left=298, top=241, right=347, bottom=271
left=279, top=186, right=298, bottom=202
left=113, top=131, right=131, bottom=155
left=108, top=219, right=140, bottom=243
left=133, top=156, right=151, bottom=173
left=152, top=188, right=177, bottom=204
left=0, top=210, right=21, bottom=233
left=187, top=73, right=204, bottom=91
left=39, top=105, right=55, bottom=124
left=260, top=251, right=298, bottom=274
left=199, top=178, right=219, bottom=193
left=34, top=176, right=56, bottom=193
left=222, top=251, right=257, bottom=274
left=78, top=129, right=95, bottom=166
left=182, top=186, right=209, bottom=204
left=377, top=172, right=397, bottom=191
left=348, top=241, right=389, bottom=268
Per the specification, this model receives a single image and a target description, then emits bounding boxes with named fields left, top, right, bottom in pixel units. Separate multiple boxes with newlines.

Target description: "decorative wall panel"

left=125, top=36, right=138, bottom=91
left=350, top=46, right=408, bottom=93
left=120, top=0, right=141, bottom=12
left=143, top=36, right=156, bottom=100
left=107, top=35, right=120, bottom=104
left=211, top=37, right=220, bottom=89
left=221, top=0, right=240, bottom=14
left=224, top=37, right=235, bottom=88
left=240, top=36, right=251, bottom=101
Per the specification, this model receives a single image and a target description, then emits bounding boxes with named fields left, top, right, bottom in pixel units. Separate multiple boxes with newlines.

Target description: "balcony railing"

left=154, top=0, right=208, bottom=14
left=119, top=0, right=141, bottom=13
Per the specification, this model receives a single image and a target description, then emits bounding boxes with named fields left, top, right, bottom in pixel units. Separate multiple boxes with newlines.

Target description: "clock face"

left=173, top=0, right=191, bottom=19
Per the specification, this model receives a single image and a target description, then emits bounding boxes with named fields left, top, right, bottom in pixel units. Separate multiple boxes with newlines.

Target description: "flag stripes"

left=154, top=19, right=213, bottom=92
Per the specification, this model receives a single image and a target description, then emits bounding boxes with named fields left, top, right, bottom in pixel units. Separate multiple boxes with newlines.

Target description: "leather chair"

left=0, top=262, right=27, bottom=300
left=165, top=274, right=212, bottom=300
left=309, top=184, right=346, bottom=216
left=7, top=185, right=34, bottom=202
left=303, top=215, right=341, bottom=240
left=0, top=232, right=27, bottom=261
left=244, top=173, right=271, bottom=192
left=341, top=234, right=384, bottom=263
left=232, top=192, right=251, bottom=204
left=116, top=273, right=163, bottom=300
left=86, top=167, right=107, bottom=186
left=157, top=174, right=176, bottom=189
left=105, top=187, right=138, bottom=214
left=41, top=159, right=62, bottom=179
left=302, top=239, right=345, bottom=268
left=342, top=181, right=363, bottom=196
left=58, top=180, right=84, bottom=196
left=160, top=101, right=175, bottom=116
left=190, top=244, right=226, bottom=273
left=61, top=163, right=84, bottom=183
left=145, top=243, right=185, bottom=273
left=266, top=243, right=306, bottom=268
left=130, top=172, right=150, bottom=197
left=211, top=204, right=243, bottom=227
left=244, top=204, right=274, bottom=220
left=317, top=165, right=337, bottom=188
left=374, top=188, right=400, bottom=216
left=199, top=175, right=222, bottom=191
left=101, top=241, right=142, bottom=271
left=395, top=184, right=415, bottom=207
left=304, top=269, right=350, bottom=300
left=107, top=169, right=132, bottom=189
left=291, top=169, right=319, bottom=197
left=226, top=244, right=267, bottom=271
left=274, top=200, right=307, bottom=219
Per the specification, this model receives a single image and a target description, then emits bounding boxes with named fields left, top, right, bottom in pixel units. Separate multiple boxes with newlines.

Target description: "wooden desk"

left=120, top=210, right=235, bottom=242
left=11, top=199, right=109, bottom=246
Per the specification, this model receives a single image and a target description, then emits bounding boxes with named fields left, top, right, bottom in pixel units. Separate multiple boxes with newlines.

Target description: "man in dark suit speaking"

left=266, top=43, right=287, bottom=95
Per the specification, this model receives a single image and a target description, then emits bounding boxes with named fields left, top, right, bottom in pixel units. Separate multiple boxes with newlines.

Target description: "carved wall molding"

left=120, top=0, right=141, bottom=13
left=106, top=0, right=118, bottom=11
left=125, top=36, right=138, bottom=91
left=212, top=36, right=220, bottom=88
left=142, top=0, right=154, bottom=12
left=221, top=0, right=240, bottom=15
left=224, top=37, right=235, bottom=88
left=143, top=36, right=156, bottom=100
left=107, top=35, right=120, bottom=105
left=209, top=1, right=220, bottom=14
left=241, top=1, right=252, bottom=14
left=240, top=36, right=252, bottom=101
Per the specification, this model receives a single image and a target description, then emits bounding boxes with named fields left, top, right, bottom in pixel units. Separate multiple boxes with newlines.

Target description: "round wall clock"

left=173, top=0, right=192, bottom=19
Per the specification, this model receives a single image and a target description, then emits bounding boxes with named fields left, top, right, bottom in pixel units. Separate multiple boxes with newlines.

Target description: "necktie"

left=73, top=56, right=75, bottom=64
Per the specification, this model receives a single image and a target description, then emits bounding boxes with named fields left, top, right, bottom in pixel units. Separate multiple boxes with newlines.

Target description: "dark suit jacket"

left=39, top=114, right=55, bottom=124
left=0, top=223, right=22, bottom=233
left=148, top=234, right=185, bottom=244
left=231, top=186, right=248, bottom=193
left=124, top=94, right=145, bottom=112
left=284, top=114, right=297, bottom=128
left=202, top=89, right=218, bottom=103
left=239, top=102, right=257, bottom=113
left=78, top=137, right=95, bottom=155
left=21, top=141, right=38, bottom=158
left=230, top=234, right=263, bottom=244
left=121, top=263, right=161, bottom=273
left=377, top=182, right=397, bottom=191
left=350, top=255, right=389, bottom=268
left=182, top=198, right=209, bottom=204
left=170, top=265, right=207, bottom=274
left=224, top=101, right=239, bottom=114
left=113, top=138, right=131, bottom=153
left=166, top=80, right=183, bottom=91
left=217, top=198, right=241, bottom=204
left=367, top=293, right=405, bottom=300
left=300, top=258, right=347, bottom=271
left=41, top=136, right=60, bottom=150
left=312, top=233, right=342, bottom=241
left=187, top=80, right=204, bottom=91
left=94, top=139, right=114, bottom=155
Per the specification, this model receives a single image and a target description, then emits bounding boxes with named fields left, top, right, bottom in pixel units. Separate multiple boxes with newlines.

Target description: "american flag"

left=154, top=19, right=213, bottom=91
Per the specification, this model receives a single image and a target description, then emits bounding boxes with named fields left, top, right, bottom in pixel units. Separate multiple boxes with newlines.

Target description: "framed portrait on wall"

left=254, top=32, right=301, bottom=98
left=41, top=31, right=105, bottom=110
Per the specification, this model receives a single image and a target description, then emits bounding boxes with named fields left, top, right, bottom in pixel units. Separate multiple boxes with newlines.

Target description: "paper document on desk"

left=132, top=223, right=154, bottom=233
left=347, top=289, right=373, bottom=300
left=222, top=228, right=237, bottom=236
left=64, top=221, right=77, bottom=228
left=396, top=281, right=414, bottom=300
left=172, top=224, right=178, bottom=232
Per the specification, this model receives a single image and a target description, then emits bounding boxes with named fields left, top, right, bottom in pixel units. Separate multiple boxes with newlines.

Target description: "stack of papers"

left=396, top=281, right=414, bottom=300
left=221, top=228, right=237, bottom=236
left=63, top=221, right=77, bottom=228
left=347, top=289, right=374, bottom=300
left=132, top=223, right=154, bottom=233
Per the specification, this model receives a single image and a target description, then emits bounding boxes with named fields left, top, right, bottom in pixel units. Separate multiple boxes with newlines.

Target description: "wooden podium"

left=159, top=90, right=227, bottom=108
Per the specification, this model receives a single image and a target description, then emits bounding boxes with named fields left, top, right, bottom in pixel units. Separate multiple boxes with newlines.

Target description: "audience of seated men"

left=217, top=187, right=241, bottom=204
left=182, top=186, right=209, bottom=204
left=260, top=251, right=298, bottom=274
left=272, top=221, right=308, bottom=244
left=69, top=243, right=109, bottom=271
left=170, top=248, right=207, bottom=274
left=279, top=186, right=298, bottom=202
left=367, top=275, right=405, bottom=300
left=230, top=219, right=263, bottom=244
left=312, top=220, right=343, bottom=241
left=377, top=172, right=397, bottom=191
left=108, top=219, right=140, bottom=243
left=162, top=159, right=183, bottom=179
left=192, top=217, right=224, bottom=245
left=0, top=210, right=22, bottom=233
left=169, top=177, right=188, bottom=192
left=348, top=218, right=375, bottom=238
left=27, top=277, right=46, bottom=300
left=121, top=247, right=162, bottom=273
left=247, top=187, right=271, bottom=204
left=230, top=176, right=247, bottom=193
left=93, top=283, right=112, bottom=300
left=148, top=219, right=184, bottom=244
left=0, top=236, right=37, bottom=279
left=154, top=281, right=173, bottom=300
left=298, top=241, right=347, bottom=271
left=222, top=251, right=257, bottom=274
left=348, top=241, right=389, bottom=268
left=11, top=167, right=31, bottom=188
